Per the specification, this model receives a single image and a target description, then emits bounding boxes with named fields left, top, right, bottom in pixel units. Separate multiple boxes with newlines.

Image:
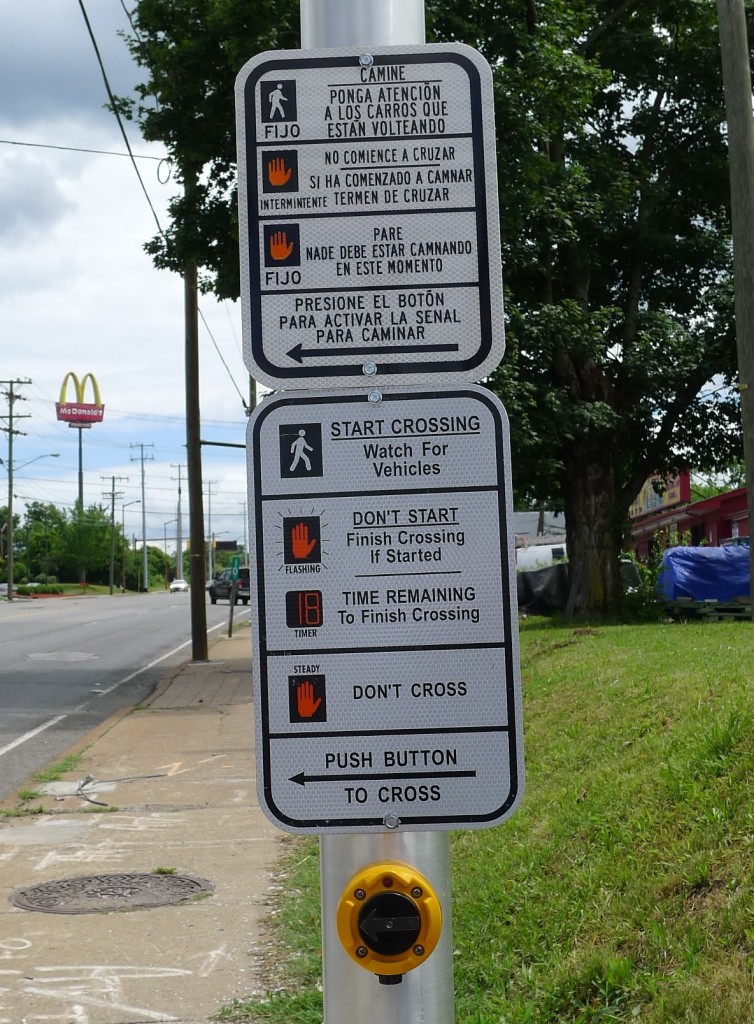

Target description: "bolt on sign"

left=246, top=385, right=524, bottom=833
left=235, top=43, right=504, bottom=389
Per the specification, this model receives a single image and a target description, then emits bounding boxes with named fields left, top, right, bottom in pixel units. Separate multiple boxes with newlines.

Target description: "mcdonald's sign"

left=55, top=372, right=105, bottom=427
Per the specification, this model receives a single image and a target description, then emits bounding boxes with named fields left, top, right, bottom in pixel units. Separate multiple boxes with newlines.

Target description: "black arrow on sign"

left=290, top=769, right=476, bottom=787
left=287, top=342, right=459, bottom=364
left=359, top=907, right=421, bottom=944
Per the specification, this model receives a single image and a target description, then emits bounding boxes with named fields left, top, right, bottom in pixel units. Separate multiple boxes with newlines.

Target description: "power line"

left=78, top=0, right=248, bottom=412
left=76, top=0, right=164, bottom=239
left=198, top=309, right=250, bottom=412
left=0, top=137, right=164, bottom=161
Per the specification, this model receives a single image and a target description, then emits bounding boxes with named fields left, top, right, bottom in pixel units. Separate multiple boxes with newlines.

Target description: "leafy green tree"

left=120, top=540, right=140, bottom=592
left=428, top=0, right=743, bottom=613
left=0, top=505, right=20, bottom=582
left=120, top=0, right=745, bottom=615
left=53, top=505, right=112, bottom=584
left=690, top=461, right=746, bottom=501
left=117, top=0, right=299, bottom=299
left=145, top=545, right=168, bottom=589
left=23, top=502, right=66, bottom=581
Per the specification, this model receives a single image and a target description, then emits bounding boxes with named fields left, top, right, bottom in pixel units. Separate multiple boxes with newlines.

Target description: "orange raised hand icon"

left=296, top=679, right=322, bottom=718
left=269, top=230, right=294, bottom=261
left=290, top=522, right=317, bottom=559
left=268, top=157, right=293, bottom=187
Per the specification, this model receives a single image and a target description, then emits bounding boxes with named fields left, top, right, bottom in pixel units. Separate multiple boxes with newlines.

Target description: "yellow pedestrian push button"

left=336, top=862, right=442, bottom=982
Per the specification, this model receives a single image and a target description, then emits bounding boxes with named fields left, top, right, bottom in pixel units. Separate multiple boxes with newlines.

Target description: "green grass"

left=0, top=805, right=45, bottom=819
left=16, top=789, right=43, bottom=803
left=32, top=754, right=84, bottom=783
left=0, top=755, right=88, bottom=817
left=220, top=618, right=754, bottom=1024
left=57, top=583, right=114, bottom=595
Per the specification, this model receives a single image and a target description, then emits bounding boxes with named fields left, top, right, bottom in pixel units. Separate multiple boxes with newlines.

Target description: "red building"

left=630, top=472, right=749, bottom=560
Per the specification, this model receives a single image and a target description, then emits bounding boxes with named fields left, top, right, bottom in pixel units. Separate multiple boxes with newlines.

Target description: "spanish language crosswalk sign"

left=235, top=43, right=504, bottom=389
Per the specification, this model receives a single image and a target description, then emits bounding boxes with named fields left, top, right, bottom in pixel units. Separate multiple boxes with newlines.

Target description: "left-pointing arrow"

left=290, top=769, right=476, bottom=787
left=359, top=906, right=421, bottom=945
left=287, top=342, right=459, bottom=363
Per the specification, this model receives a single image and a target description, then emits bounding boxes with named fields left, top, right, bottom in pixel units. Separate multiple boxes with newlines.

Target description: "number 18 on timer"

left=285, top=590, right=323, bottom=631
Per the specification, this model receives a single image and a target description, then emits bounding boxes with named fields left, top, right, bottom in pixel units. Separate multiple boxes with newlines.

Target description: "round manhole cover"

left=9, top=872, right=213, bottom=915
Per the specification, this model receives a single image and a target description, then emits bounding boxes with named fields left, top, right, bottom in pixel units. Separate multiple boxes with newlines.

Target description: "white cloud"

left=1, top=1, right=252, bottom=547
left=0, top=150, right=75, bottom=242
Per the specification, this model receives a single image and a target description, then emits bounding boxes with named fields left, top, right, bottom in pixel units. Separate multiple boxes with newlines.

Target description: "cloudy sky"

left=1, top=0, right=258, bottom=559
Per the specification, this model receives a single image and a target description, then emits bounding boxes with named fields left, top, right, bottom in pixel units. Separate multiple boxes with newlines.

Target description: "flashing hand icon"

left=269, top=230, right=294, bottom=261
left=267, top=158, right=293, bottom=187
left=296, top=679, right=322, bottom=719
left=291, top=522, right=317, bottom=559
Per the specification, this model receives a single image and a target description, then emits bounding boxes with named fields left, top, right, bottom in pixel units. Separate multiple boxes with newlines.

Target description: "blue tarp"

left=658, top=546, right=751, bottom=602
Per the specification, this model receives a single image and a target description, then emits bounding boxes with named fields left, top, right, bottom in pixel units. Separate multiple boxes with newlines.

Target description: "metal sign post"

left=296, top=6, right=450, bottom=1021
left=238, top=1, right=521, bottom=1021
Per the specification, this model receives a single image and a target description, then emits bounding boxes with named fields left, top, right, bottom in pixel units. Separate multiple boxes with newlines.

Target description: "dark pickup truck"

left=207, top=567, right=250, bottom=605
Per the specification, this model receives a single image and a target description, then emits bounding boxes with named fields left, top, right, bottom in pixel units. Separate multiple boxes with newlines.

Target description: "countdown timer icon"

left=285, top=589, right=323, bottom=628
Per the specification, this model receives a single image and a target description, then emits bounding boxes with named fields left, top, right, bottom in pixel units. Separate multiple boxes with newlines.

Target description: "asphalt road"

left=0, top=591, right=251, bottom=801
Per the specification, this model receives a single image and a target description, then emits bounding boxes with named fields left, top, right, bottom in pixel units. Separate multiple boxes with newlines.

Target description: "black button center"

left=357, top=892, right=421, bottom=956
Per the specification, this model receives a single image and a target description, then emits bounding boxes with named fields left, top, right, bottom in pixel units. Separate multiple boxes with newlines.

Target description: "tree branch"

left=619, top=368, right=712, bottom=509
left=581, top=0, right=643, bottom=56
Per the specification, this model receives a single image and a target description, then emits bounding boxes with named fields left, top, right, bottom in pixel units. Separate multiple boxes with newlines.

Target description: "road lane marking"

left=0, top=716, right=67, bottom=758
left=0, top=613, right=251, bottom=760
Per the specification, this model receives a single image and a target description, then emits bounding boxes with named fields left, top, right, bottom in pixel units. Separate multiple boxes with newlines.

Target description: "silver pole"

left=299, top=4, right=453, bottom=1023
left=320, top=831, right=454, bottom=1024
left=173, top=463, right=184, bottom=580
left=300, top=0, right=425, bottom=47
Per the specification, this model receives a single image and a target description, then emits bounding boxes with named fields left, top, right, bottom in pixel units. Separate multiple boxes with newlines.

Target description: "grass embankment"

left=221, top=619, right=754, bottom=1024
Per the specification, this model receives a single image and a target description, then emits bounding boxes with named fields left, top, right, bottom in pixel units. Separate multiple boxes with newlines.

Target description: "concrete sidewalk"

left=0, top=626, right=288, bottom=1024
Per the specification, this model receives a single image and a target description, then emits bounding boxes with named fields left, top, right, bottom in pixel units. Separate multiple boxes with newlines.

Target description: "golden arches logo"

left=55, top=371, right=105, bottom=426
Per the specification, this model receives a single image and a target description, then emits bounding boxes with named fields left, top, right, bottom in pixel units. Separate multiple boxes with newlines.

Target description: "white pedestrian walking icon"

left=290, top=429, right=313, bottom=472
left=268, top=83, right=288, bottom=120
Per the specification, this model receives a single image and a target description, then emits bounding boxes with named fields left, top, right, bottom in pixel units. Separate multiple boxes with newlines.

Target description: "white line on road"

left=0, top=614, right=249, bottom=760
left=0, top=716, right=68, bottom=758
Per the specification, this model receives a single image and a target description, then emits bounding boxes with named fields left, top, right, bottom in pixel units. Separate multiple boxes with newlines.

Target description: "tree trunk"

left=563, top=448, right=621, bottom=616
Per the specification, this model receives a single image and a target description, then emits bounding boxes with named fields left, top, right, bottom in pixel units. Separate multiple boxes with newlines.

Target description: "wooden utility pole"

left=102, top=475, right=128, bottom=595
left=718, top=0, right=754, bottom=613
left=1, top=378, right=31, bottom=601
left=185, top=254, right=208, bottom=660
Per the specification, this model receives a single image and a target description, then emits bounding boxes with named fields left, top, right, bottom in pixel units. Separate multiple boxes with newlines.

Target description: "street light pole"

left=102, top=475, right=127, bottom=597
left=130, top=443, right=154, bottom=592
left=205, top=481, right=217, bottom=581
left=121, top=499, right=140, bottom=593
left=1, top=450, right=59, bottom=601
left=164, top=518, right=177, bottom=588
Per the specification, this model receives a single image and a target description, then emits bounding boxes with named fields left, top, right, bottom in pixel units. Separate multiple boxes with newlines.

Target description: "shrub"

left=16, top=584, right=64, bottom=596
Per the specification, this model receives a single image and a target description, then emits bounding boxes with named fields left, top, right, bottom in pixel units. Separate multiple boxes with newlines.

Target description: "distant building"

left=512, top=510, right=566, bottom=552
left=630, top=470, right=749, bottom=558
